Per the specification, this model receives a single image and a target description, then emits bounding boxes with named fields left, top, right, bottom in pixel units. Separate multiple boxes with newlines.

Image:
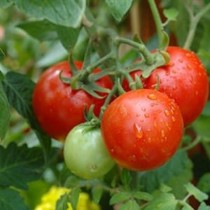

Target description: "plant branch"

left=183, top=2, right=210, bottom=49
left=148, top=0, right=165, bottom=49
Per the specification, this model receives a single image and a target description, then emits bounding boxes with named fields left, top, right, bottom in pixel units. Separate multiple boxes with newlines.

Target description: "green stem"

left=99, top=83, right=118, bottom=119
left=183, top=3, right=210, bottom=49
left=148, top=0, right=165, bottom=49
left=85, top=52, right=114, bottom=74
left=70, top=52, right=114, bottom=89
left=182, top=136, right=201, bottom=151
left=115, top=37, right=154, bottom=65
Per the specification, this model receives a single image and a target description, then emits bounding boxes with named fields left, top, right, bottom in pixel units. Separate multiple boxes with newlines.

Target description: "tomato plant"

left=144, top=46, right=209, bottom=126
left=101, top=89, right=183, bottom=171
left=32, top=61, right=113, bottom=140
left=1, top=0, right=210, bottom=210
left=64, top=123, right=115, bottom=179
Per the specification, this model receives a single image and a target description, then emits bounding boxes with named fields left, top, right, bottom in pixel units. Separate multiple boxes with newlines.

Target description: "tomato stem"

left=99, top=83, right=118, bottom=119
left=183, top=2, right=210, bottom=49
left=115, top=37, right=154, bottom=65
left=148, top=0, right=167, bottom=50
left=182, top=136, right=201, bottom=151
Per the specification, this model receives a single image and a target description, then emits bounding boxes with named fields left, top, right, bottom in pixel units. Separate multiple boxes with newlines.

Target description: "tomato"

left=32, top=61, right=113, bottom=140
left=101, top=89, right=183, bottom=171
left=64, top=123, right=115, bottom=179
left=144, top=46, right=209, bottom=126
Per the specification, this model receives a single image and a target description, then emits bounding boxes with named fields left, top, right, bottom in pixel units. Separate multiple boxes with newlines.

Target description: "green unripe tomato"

left=64, top=123, right=115, bottom=179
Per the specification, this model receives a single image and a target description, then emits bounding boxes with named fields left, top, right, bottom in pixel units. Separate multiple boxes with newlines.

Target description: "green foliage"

left=13, top=0, right=86, bottom=28
left=0, top=0, right=13, bottom=8
left=18, top=20, right=81, bottom=50
left=56, top=193, right=70, bottom=210
left=185, top=183, right=208, bottom=203
left=0, top=143, right=44, bottom=189
left=105, top=0, right=134, bottom=22
left=139, top=150, right=193, bottom=193
left=143, top=192, right=178, bottom=210
left=1, top=71, right=52, bottom=159
left=0, top=79, right=10, bottom=140
left=0, top=188, right=29, bottom=210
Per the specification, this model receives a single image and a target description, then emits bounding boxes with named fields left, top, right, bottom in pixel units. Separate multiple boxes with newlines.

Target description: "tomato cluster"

left=32, top=61, right=113, bottom=140
left=32, top=46, right=209, bottom=179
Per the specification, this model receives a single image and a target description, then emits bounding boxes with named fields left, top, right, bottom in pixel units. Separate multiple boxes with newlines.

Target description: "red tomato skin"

left=101, top=89, right=183, bottom=171
left=144, top=46, right=209, bottom=126
left=32, top=61, right=112, bottom=140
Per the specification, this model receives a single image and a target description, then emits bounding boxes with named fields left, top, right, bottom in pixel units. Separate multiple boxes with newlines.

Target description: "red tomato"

left=101, top=89, right=183, bottom=171
left=144, top=46, right=209, bottom=126
left=32, top=61, right=113, bottom=140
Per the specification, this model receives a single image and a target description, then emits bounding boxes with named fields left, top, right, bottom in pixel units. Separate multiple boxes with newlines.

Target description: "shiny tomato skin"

left=144, top=46, right=209, bottom=126
left=101, top=89, right=184, bottom=171
left=64, top=123, right=115, bottom=179
left=32, top=61, right=113, bottom=140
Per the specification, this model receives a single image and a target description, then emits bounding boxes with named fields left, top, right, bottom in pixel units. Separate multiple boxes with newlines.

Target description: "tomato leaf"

left=0, top=0, right=13, bottom=8
left=56, top=193, right=70, bottom=210
left=13, top=0, right=86, bottom=28
left=1, top=71, right=52, bottom=160
left=0, top=77, right=10, bottom=141
left=198, top=202, right=210, bottom=210
left=91, top=186, right=103, bottom=204
left=144, top=192, right=177, bottom=210
left=163, top=8, right=179, bottom=21
left=181, top=202, right=194, bottom=210
left=0, top=188, right=29, bottom=210
left=56, top=25, right=81, bottom=50
left=197, top=173, right=210, bottom=194
left=119, top=199, right=140, bottom=210
left=132, top=191, right=153, bottom=201
left=18, top=20, right=58, bottom=41
left=0, top=143, right=44, bottom=189
left=0, top=49, right=5, bottom=61
left=109, top=192, right=131, bottom=205
left=185, top=183, right=208, bottom=202
left=70, top=188, right=81, bottom=210
left=105, top=0, right=134, bottom=22
left=139, top=150, right=193, bottom=193
left=193, top=115, right=210, bottom=138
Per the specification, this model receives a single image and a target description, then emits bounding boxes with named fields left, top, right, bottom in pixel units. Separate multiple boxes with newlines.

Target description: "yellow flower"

left=35, top=186, right=100, bottom=210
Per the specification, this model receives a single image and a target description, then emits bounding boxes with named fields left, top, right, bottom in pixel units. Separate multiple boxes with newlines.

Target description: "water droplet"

left=178, top=58, right=183, bottom=63
left=133, top=123, right=143, bottom=139
left=150, top=103, right=156, bottom=107
left=147, top=93, right=157, bottom=100
left=129, top=155, right=137, bottom=162
left=154, top=121, right=157, bottom=128
left=148, top=137, right=152, bottom=143
left=168, top=61, right=174, bottom=66
left=161, top=130, right=165, bottom=138
left=141, top=107, right=146, bottom=112
left=164, top=110, right=170, bottom=117
left=110, top=148, right=115, bottom=153
left=172, top=69, right=176, bottom=74
left=144, top=113, right=149, bottom=118
left=172, top=116, right=176, bottom=122
left=195, top=91, right=199, bottom=95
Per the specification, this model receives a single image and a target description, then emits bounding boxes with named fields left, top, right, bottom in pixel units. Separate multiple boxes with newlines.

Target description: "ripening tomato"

left=101, top=89, right=184, bottom=171
left=32, top=61, right=113, bottom=140
left=64, top=123, right=115, bottom=179
left=144, top=46, right=209, bottom=126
